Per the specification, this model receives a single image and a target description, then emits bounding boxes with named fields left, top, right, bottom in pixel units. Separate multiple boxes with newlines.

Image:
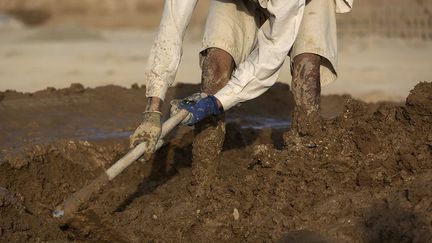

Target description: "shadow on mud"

left=114, top=141, right=193, bottom=212
left=112, top=83, right=294, bottom=211
left=361, top=202, right=432, bottom=243
left=278, top=230, right=334, bottom=243
left=113, top=122, right=288, bottom=212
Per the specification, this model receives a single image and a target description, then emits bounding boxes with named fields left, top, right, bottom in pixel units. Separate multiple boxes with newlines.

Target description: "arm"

left=130, top=0, right=197, bottom=155
left=145, top=0, right=198, bottom=111
left=174, top=0, right=306, bottom=126
left=214, top=0, right=305, bottom=111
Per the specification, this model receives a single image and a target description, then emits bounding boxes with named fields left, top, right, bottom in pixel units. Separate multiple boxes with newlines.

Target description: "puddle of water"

left=76, top=131, right=131, bottom=140
left=226, top=115, right=291, bottom=129
left=79, top=115, right=291, bottom=141
left=1, top=115, right=290, bottom=154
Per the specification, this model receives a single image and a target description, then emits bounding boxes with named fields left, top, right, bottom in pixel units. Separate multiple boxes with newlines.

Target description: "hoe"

left=52, top=110, right=189, bottom=218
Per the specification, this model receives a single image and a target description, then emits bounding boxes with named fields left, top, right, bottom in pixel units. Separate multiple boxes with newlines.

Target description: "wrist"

left=206, top=93, right=223, bottom=111
left=208, top=95, right=223, bottom=115
left=145, top=97, right=163, bottom=112
left=215, top=97, right=223, bottom=110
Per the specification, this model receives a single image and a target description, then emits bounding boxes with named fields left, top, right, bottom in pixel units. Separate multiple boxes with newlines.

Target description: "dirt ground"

left=1, top=2, right=432, bottom=242
left=0, top=81, right=431, bottom=242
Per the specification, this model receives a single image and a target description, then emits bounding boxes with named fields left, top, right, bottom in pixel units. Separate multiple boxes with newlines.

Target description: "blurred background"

left=0, top=0, right=431, bottom=102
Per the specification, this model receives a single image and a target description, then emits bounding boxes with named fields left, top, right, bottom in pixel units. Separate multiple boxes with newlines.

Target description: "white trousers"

left=202, top=0, right=338, bottom=86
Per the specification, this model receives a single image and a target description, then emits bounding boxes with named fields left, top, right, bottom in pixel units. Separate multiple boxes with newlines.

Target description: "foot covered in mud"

left=129, top=111, right=162, bottom=160
left=170, top=93, right=222, bottom=126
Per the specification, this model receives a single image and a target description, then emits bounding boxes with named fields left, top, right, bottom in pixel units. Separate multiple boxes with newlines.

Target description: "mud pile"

left=0, top=82, right=431, bottom=242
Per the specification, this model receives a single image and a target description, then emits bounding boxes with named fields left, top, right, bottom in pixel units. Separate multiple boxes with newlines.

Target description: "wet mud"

left=192, top=116, right=226, bottom=198
left=0, top=82, right=431, bottom=242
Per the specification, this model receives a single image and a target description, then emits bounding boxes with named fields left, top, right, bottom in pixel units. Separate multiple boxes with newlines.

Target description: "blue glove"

left=178, top=94, right=222, bottom=125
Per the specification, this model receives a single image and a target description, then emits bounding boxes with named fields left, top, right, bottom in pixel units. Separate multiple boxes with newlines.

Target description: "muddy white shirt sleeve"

left=145, top=0, right=197, bottom=101
left=214, top=0, right=305, bottom=111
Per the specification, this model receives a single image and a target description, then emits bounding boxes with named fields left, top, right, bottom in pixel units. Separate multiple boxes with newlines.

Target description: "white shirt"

left=336, top=0, right=354, bottom=14
left=145, top=0, right=353, bottom=111
left=145, top=0, right=198, bottom=101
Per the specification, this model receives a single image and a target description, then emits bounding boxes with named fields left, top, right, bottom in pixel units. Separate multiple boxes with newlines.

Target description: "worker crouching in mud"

left=130, top=0, right=353, bottom=197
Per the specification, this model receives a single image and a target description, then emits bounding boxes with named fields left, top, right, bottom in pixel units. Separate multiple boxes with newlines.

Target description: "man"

left=130, top=0, right=353, bottom=194
left=130, top=0, right=305, bottom=182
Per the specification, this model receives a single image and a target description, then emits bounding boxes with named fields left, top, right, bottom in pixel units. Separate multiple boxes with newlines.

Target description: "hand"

left=170, top=93, right=205, bottom=125
left=129, top=111, right=162, bottom=161
left=170, top=93, right=222, bottom=126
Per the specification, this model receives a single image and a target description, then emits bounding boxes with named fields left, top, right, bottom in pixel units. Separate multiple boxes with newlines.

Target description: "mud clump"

left=0, top=82, right=431, bottom=242
left=406, top=82, right=432, bottom=124
left=191, top=116, right=226, bottom=198
left=0, top=140, right=129, bottom=242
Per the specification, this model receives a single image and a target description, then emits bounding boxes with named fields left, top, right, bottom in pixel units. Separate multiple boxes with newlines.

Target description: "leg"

left=200, top=48, right=235, bottom=95
left=289, top=0, right=338, bottom=137
left=191, top=0, right=263, bottom=197
left=291, top=53, right=322, bottom=136
left=192, top=48, right=235, bottom=197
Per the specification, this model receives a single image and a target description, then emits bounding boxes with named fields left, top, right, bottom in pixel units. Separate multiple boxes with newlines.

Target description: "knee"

left=201, top=48, right=235, bottom=94
left=293, top=53, right=321, bottom=67
left=201, top=47, right=234, bottom=72
left=292, top=53, right=321, bottom=81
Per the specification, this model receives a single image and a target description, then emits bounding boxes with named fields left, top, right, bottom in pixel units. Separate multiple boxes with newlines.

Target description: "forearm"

left=145, top=0, right=198, bottom=101
left=145, top=97, right=163, bottom=112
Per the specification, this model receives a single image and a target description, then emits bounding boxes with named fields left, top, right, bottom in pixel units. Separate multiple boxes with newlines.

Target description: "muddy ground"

left=0, top=82, right=431, bottom=242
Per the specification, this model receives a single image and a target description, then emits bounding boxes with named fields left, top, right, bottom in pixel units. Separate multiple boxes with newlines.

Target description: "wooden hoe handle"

left=52, top=110, right=189, bottom=218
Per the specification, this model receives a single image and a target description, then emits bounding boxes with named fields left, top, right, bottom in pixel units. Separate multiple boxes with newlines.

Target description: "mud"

left=191, top=47, right=233, bottom=198
left=291, top=53, right=322, bottom=136
left=192, top=116, right=226, bottom=198
left=0, top=82, right=431, bottom=242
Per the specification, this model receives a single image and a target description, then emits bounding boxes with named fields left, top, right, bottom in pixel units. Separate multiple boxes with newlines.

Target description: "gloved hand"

left=129, top=111, right=162, bottom=161
left=170, top=93, right=222, bottom=126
